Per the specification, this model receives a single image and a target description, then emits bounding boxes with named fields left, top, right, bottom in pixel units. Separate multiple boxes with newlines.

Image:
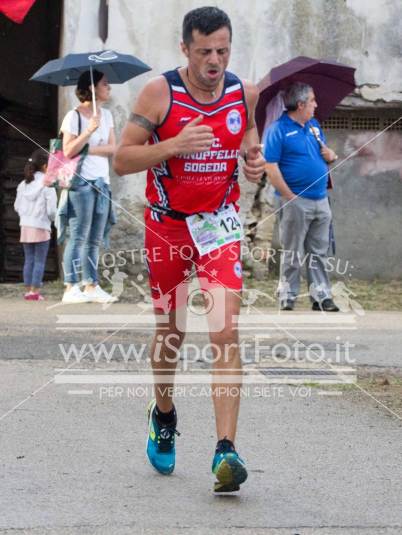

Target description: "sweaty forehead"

left=189, top=27, right=231, bottom=50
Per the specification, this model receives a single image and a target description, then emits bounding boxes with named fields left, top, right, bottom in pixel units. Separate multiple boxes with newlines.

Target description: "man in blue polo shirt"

left=264, top=82, right=339, bottom=311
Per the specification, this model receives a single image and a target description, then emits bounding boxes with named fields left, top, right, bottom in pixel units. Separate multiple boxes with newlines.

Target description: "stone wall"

left=60, top=0, right=402, bottom=279
left=330, top=127, right=402, bottom=279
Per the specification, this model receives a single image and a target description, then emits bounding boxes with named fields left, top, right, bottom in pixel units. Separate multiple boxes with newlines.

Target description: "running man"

left=114, top=6, right=265, bottom=492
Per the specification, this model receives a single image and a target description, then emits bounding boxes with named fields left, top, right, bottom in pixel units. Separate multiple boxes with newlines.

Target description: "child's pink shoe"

left=24, top=292, right=44, bottom=301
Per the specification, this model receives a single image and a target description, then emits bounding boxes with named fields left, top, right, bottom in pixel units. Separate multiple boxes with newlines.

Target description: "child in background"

left=14, top=149, right=57, bottom=300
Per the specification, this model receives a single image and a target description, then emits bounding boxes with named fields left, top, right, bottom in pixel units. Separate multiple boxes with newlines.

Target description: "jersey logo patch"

left=226, top=109, right=242, bottom=135
left=234, top=261, right=242, bottom=279
left=178, top=116, right=192, bottom=125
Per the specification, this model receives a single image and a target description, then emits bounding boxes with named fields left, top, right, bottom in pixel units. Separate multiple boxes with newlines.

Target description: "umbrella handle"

left=309, top=126, right=324, bottom=147
left=90, top=65, right=97, bottom=116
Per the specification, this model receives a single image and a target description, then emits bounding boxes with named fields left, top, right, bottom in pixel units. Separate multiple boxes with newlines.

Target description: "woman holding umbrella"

left=60, top=70, right=116, bottom=304
left=30, top=50, right=151, bottom=302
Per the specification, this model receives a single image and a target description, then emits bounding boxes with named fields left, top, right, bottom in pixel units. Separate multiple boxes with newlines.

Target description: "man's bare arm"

left=241, top=80, right=260, bottom=151
left=113, top=77, right=173, bottom=176
left=265, top=162, right=296, bottom=201
left=113, top=77, right=214, bottom=176
left=240, top=81, right=266, bottom=183
left=128, top=113, right=157, bottom=132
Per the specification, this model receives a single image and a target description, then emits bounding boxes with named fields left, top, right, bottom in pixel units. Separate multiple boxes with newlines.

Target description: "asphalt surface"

left=0, top=298, right=401, bottom=534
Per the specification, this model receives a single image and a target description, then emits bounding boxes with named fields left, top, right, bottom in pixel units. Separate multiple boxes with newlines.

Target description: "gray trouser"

left=277, top=196, right=332, bottom=303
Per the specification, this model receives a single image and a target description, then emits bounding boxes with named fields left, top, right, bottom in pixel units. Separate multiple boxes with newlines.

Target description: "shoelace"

left=215, top=437, right=236, bottom=455
left=157, top=426, right=181, bottom=452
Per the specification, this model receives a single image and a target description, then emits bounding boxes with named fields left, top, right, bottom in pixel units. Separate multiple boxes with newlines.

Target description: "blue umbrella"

left=30, top=49, right=151, bottom=114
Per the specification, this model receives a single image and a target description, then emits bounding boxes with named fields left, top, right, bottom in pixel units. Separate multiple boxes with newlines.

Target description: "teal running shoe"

left=146, top=399, right=179, bottom=475
left=212, top=439, right=248, bottom=492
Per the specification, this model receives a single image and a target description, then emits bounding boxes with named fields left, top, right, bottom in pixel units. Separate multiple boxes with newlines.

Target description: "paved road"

left=1, top=299, right=401, bottom=368
left=0, top=298, right=401, bottom=534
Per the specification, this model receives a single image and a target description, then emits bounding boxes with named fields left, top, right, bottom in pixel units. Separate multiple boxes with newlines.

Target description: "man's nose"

left=208, top=50, right=219, bottom=63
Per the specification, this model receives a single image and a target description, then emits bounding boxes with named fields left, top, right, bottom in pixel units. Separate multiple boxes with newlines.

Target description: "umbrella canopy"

left=30, top=49, right=151, bottom=86
left=256, top=56, right=356, bottom=137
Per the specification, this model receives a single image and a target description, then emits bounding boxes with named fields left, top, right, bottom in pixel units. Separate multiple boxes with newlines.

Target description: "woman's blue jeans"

left=63, top=178, right=110, bottom=284
left=22, top=240, right=50, bottom=288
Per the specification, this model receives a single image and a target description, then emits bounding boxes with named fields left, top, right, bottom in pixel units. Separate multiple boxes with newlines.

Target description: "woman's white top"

left=60, top=107, right=114, bottom=184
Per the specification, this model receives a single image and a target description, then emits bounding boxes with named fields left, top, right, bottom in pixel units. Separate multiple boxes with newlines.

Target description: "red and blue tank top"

left=146, top=69, right=248, bottom=217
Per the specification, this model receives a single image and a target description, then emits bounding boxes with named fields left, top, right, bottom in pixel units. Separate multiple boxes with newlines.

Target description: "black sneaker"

left=312, top=298, right=339, bottom=312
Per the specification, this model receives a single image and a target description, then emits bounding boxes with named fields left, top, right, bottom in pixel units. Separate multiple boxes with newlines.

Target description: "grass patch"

left=243, top=272, right=402, bottom=311
left=1, top=273, right=401, bottom=311
left=317, top=374, right=402, bottom=416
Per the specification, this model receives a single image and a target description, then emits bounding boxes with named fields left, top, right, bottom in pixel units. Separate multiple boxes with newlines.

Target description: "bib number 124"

left=186, top=204, right=244, bottom=256
left=220, top=215, right=241, bottom=233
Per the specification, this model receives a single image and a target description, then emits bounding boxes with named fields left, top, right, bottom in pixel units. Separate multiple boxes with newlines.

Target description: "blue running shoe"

left=146, top=399, right=179, bottom=475
left=212, top=439, right=248, bottom=492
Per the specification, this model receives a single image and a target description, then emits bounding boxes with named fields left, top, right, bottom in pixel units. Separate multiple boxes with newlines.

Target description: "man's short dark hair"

left=182, top=6, right=232, bottom=45
left=283, top=82, right=313, bottom=112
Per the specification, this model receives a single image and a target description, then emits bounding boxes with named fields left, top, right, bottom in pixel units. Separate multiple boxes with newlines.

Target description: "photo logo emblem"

left=88, top=50, right=118, bottom=63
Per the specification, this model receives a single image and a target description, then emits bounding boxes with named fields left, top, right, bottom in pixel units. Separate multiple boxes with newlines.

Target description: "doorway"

left=0, top=0, right=62, bottom=282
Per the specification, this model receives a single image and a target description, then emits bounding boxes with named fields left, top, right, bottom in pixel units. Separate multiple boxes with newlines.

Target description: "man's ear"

left=180, top=41, right=189, bottom=58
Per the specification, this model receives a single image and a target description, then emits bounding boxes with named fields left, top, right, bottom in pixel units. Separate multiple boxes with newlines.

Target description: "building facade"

left=0, top=0, right=401, bottom=281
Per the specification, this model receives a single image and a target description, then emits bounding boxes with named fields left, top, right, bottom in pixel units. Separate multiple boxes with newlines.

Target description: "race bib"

left=186, top=204, right=244, bottom=256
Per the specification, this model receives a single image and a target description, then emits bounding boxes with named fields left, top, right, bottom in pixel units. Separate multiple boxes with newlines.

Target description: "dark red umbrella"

left=256, top=56, right=356, bottom=137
